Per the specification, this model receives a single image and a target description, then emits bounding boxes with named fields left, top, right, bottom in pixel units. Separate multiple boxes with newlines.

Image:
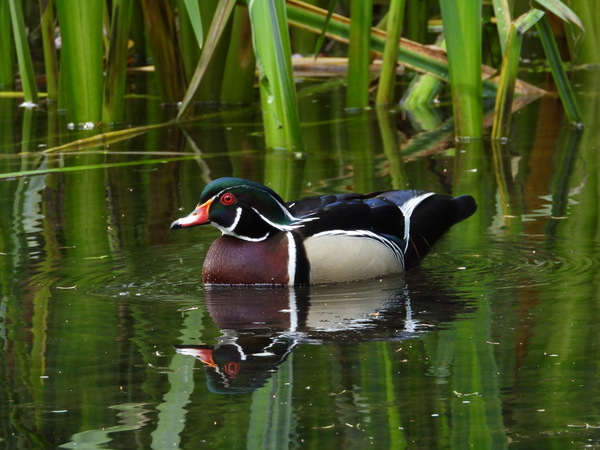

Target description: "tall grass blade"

left=439, top=0, right=483, bottom=138
left=376, top=0, right=405, bottom=105
left=492, top=0, right=512, bottom=54
left=536, top=15, right=583, bottom=126
left=401, top=36, right=445, bottom=107
left=287, top=1, right=539, bottom=98
left=492, top=10, right=545, bottom=140
left=0, top=1, right=14, bottom=89
left=195, top=1, right=233, bottom=104
left=181, top=0, right=204, bottom=48
left=313, top=0, right=339, bottom=56
left=562, top=1, right=599, bottom=64
left=346, top=0, right=373, bottom=109
left=39, top=0, right=58, bottom=100
left=103, top=0, right=134, bottom=124
left=220, top=6, right=256, bottom=104
left=8, top=0, right=38, bottom=104
left=403, top=0, right=428, bottom=43
left=55, top=0, right=103, bottom=124
left=140, top=0, right=187, bottom=102
left=177, top=0, right=236, bottom=119
left=287, top=2, right=448, bottom=83
left=534, top=0, right=584, bottom=32
left=177, top=0, right=200, bottom=81
left=248, top=0, right=304, bottom=151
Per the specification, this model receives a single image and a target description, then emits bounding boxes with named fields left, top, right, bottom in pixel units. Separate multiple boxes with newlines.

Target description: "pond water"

left=1, top=70, right=600, bottom=448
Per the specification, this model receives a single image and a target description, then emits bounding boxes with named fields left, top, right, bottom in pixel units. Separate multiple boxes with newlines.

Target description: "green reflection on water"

left=0, top=76, right=599, bottom=448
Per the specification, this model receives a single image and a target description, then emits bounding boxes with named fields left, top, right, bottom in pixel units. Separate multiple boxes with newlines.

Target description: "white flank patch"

left=304, top=231, right=404, bottom=284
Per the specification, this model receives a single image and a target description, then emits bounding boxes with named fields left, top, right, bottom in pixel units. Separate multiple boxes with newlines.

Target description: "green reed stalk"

left=8, top=0, right=38, bottom=103
left=375, top=0, right=405, bottom=105
left=403, top=0, right=428, bottom=43
left=140, top=0, right=187, bottom=102
left=346, top=0, right=373, bottom=109
left=492, top=10, right=544, bottom=140
left=401, top=36, right=445, bottom=107
left=181, top=0, right=204, bottom=48
left=177, top=0, right=202, bottom=82
left=177, top=0, right=236, bottom=119
left=563, top=0, right=598, bottom=64
left=439, top=0, right=483, bottom=138
left=55, top=0, right=103, bottom=124
left=40, top=0, right=58, bottom=100
left=220, top=6, right=256, bottom=104
left=492, top=0, right=512, bottom=54
left=287, top=2, right=498, bottom=95
left=103, top=0, right=134, bottom=124
left=248, top=0, right=304, bottom=151
left=536, top=15, right=583, bottom=126
left=0, top=1, right=14, bottom=89
left=195, top=1, right=232, bottom=104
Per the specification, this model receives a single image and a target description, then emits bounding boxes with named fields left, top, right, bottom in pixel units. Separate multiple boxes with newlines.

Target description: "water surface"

left=1, top=74, right=600, bottom=448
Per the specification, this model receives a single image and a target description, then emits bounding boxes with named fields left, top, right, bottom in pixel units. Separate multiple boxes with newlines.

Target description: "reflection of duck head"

left=176, top=278, right=468, bottom=394
left=175, top=332, right=296, bottom=394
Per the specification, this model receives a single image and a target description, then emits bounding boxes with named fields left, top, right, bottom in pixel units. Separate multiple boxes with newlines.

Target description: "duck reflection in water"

left=175, top=277, right=468, bottom=394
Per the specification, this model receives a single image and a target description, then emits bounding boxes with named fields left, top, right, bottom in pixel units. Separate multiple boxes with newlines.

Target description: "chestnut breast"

left=202, top=233, right=292, bottom=285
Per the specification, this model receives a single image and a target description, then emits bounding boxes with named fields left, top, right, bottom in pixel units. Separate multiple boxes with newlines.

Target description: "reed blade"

left=492, top=0, right=512, bottom=54
left=103, top=0, right=134, bottom=124
left=346, top=0, right=373, bottom=109
left=8, top=0, right=38, bottom=104
left=55, top=0, right=103, bottom=124
left=536, top=15, right=583, bottom=127
left=177, top=0, right=236, bottom=119
left=140, top=0, right=187, bottom=102
left=534, top=0, right=584, bottom=32
left=375, top=0, right=405, bottom=106
left=181, top=0, right=204, bottom=48
left=439, top=0, right=483, bottom=138
left=248, top=0, right=304, bottom=151
left=220, top=6, right=256, bottom=104
left=40, top=0, right=58, bottom=100
left=491, top=10, right=545, bottom=140
left=0, top=1, right=14, bottom=89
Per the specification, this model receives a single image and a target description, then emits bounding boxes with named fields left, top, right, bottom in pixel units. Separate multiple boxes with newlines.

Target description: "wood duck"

left=170, top=177, right=477, bottom=285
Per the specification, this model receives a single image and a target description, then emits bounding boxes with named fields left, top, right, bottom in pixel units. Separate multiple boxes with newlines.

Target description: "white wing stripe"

left=399, top=192, right=435, bottom=250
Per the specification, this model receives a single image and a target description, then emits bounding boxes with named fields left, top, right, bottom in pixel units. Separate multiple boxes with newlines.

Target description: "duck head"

left=170, top=177, right=298, bottom=241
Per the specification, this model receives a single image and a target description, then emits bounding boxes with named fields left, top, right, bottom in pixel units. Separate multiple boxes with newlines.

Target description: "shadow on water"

left=175, top=277, right=471, bottom=394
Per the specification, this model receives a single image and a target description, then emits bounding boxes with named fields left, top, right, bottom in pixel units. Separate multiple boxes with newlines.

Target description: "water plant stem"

left=376, top=0, right=405, bottom=105
left=55, top=0, right=103, bottom=123
left=346, top=0, right=373, bottom=109
left=439, top=0, right=483, bottom=138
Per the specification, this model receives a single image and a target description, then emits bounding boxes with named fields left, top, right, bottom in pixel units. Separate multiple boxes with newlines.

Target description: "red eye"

left=220, top=193, right=235, bottom=206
